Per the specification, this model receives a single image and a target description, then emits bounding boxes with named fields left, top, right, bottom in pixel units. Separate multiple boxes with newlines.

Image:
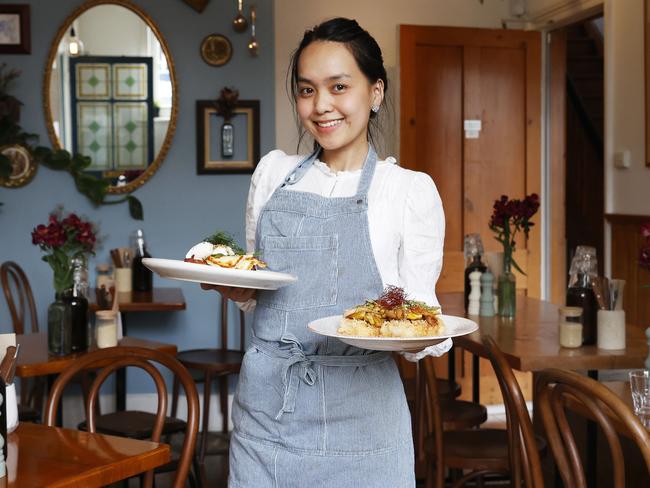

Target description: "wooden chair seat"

left=79, top=411, right=187, bottom=439
left=176, top=348, right=244, bottom=374
left=428, top=429, right=546, bottom=471
left=440, top=399, right=487, bottom=430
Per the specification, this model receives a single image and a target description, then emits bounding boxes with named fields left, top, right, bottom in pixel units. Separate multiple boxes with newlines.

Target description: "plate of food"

left=307, top=286, right=478, bottom=352
left=143, top=231, right=297, bottom=290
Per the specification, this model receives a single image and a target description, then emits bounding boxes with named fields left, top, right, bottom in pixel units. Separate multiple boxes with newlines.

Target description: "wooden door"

left=400, top=25, right=542, bottom=298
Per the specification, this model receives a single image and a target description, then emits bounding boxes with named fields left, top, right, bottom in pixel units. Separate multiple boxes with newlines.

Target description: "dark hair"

left=288, top=18, right=388, bottom=151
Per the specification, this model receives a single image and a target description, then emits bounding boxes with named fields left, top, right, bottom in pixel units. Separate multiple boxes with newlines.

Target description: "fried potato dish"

left=338, top=286, right=442, bottom=338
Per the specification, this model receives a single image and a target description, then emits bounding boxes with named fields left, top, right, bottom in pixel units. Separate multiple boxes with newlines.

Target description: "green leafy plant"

left=0, top=63, right=143, bottom=219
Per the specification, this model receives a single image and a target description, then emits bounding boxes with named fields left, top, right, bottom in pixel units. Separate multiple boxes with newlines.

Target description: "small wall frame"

left=196, top=100, right=260, bottom=174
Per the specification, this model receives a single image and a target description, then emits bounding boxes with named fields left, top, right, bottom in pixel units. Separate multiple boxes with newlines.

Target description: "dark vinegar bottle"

left=69, top=256, right=89, bottom=352
left=566, top=275, right=598, bottom=345
left=566, top=246, right=598, bottom=345
left=464, top=254, right=487, bottom=312
left=132, top=229, right=153, bottom=292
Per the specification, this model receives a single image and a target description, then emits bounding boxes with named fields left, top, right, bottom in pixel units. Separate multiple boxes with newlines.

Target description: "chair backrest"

left=483, top=335, right=544, bottom=488
left=535, top=368, right=650, bottom=488
left=1, top=261, right=39, bottom=334
left=220, top=295, right=245, bottom=352
left=45, top=347, right=200, bottom=488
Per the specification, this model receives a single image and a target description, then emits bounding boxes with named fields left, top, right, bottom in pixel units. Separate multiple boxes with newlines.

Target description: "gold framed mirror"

left=43, top=0, right=178, bottom=194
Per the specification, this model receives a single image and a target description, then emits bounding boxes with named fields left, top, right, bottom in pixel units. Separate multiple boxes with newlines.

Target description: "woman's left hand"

left=200, top=283, right=257, bottom=302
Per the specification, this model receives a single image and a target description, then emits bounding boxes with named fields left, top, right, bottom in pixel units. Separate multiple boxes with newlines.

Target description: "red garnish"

left=184, top=258, right=206, bottom=265
left=376, top=285, right=408, bottom=309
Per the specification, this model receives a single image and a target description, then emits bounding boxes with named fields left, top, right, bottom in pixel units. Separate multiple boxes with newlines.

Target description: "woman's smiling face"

left=296, top=41, right=383, bottom=160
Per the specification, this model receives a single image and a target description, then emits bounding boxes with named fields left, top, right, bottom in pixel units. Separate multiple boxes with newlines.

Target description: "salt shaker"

left=468, top=270, right=482, bottom=316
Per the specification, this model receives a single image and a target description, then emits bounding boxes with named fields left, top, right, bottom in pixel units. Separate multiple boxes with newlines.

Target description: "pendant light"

left=68, top=27, right=84, bottom=56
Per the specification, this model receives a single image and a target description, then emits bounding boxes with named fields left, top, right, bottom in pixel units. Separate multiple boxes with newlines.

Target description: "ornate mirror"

left=44, top=0, right=177, bottom=194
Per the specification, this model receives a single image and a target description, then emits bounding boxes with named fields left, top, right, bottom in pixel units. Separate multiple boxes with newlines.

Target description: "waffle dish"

left=338, top=286, right=442, bottom=338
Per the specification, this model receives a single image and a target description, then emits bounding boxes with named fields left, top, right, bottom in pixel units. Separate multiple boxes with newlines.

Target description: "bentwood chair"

left=535, top=369, right=650, bottom=487
left=423, top=335, right=545, bottom=488
left=45, top=346, right=200, bottom=488
left=171, top=295, right=245, bottom=464
left=1, top=261, right=47, bottom=421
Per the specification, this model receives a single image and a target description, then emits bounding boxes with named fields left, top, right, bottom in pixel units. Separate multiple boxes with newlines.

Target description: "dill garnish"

left=204, top=231, right=245, bottom=254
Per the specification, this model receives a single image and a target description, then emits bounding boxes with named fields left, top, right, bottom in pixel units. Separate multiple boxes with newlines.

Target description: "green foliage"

left=204, top=231, right=245, bottom=254
left=0, top=65, right=143, bottom=220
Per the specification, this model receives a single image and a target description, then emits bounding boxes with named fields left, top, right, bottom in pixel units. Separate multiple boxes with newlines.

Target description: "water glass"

left=629, top=369, right=650, bottom=414
left=637, top=406, right=650, bottom=429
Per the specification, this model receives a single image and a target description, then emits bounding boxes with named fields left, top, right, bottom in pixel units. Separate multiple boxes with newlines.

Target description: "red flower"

left=31, top=208, right=98, bottom=293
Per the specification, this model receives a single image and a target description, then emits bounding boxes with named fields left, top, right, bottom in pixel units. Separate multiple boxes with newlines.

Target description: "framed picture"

left=0, top=4, right=30, bottom=54
left=196, top=99, right=260, bottom=174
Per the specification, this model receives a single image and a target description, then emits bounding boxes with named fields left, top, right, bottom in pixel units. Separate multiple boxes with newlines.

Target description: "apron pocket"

left=258, top=235, right=338, bottom=311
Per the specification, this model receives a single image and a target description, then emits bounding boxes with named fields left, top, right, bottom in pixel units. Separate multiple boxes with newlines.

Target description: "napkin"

left=400, top=338, right=453, bottom=362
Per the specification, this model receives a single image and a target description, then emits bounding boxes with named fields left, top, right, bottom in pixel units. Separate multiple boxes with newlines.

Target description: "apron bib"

left=229, top=147, right=414, bottom=488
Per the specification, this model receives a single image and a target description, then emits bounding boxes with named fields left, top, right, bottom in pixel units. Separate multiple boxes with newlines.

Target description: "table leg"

left=586, top=369, right=599, bottom=488
left=448, top=346, right=456, bottom=384
left=472, top=354, right=480, bottom=403
left=116, top=312, right=128, bottom=411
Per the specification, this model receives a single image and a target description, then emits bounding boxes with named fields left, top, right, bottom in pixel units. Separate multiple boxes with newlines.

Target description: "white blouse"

left=239, top=149, right=445, bottom=311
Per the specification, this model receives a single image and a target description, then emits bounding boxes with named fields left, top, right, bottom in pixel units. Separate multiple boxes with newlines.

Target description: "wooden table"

left=15, top=332, right=177, bottom=423
left=15, top=333, right=177, bottom=378
left=89, top=287, right=185, bottom=409
left=439, top=292, right=649, bottom=486
left=440, top=292, right=648, bottom=381
left=4, top=422, right=169, bottom=487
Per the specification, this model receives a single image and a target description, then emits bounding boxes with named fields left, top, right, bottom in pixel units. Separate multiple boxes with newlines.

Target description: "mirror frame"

left=43, top=0, right=178, bottom=194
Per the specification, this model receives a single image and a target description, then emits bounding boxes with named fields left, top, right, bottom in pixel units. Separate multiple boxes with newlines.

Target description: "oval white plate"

left=307, top=314, right=478, bottom=352
left=142, top=258, right=298, bottom=290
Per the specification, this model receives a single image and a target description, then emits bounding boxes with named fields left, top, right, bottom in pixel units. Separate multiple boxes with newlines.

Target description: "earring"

left=371, top=105, right=380, bottom=113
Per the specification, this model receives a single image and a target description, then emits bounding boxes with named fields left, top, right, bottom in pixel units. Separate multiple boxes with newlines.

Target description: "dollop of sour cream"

left=185, top=242, right=235, bottom=260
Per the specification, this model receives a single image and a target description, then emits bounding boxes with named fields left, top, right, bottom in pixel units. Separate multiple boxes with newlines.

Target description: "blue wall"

left=0, top=0, right=275, bottom=386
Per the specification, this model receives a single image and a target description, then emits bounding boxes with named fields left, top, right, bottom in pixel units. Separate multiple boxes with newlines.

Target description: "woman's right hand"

left=200, top=283, right=257, bottom=302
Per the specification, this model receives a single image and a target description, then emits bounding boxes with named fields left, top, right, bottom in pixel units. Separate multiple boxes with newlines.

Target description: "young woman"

left=210, top=18, right=445, bottom=487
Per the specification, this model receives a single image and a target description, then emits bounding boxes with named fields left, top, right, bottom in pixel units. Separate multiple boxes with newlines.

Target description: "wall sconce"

left=68, top=27, right=84, bottom=56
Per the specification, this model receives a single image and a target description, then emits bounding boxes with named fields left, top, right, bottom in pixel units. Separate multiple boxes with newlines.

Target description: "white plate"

left=142, top=258, right=298, bottom=290
left=307, top=314, right=478, bottom=352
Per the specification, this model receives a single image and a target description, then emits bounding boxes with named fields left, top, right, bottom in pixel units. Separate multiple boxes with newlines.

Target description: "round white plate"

left=142, top=258, right=298, bottom=290
left=307, top=314, right=478, bottom=352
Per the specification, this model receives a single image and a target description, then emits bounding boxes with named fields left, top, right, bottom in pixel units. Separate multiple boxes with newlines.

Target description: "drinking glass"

left=629, top=369, right=650, bottom=414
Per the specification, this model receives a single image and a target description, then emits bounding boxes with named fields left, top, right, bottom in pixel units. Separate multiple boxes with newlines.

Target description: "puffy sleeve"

left=238, top=150, right=291, bottom=313
left=398, top=172, right=445, bottom=307
left=245, top=150, right=287, bottom=253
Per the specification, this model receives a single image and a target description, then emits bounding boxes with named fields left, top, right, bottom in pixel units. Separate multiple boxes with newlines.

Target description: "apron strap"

left=251, top=337, right=390, bottom=420
left=281, top=144, right=378, bottom=199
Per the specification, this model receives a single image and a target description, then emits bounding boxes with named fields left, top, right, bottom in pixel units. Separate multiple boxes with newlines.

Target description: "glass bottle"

left=464, top=234, right=486, bottom=312
left=497, top=251, right=517, bottom=318
left=69, top=256, right=89, bottom=352
left=566, top=245, right=598, bottom=345
left=132, top=229, right=153, bottom=292
left=48, top=290, right=72, bottom=356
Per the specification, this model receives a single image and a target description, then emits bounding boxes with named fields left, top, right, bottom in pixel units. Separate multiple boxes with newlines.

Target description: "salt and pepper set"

left=464, top=234, right=495, bottom=317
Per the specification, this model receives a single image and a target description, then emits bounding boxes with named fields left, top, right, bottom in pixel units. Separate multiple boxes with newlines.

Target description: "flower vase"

left=48, top=290, right=72, bottom=356
left=498, top=252, right=516, bottom=318
left=221, top=120, right=234, bottom=157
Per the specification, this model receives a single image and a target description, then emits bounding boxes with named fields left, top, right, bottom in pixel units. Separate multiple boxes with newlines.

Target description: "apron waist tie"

left=251, top=337, right=391, bottom=420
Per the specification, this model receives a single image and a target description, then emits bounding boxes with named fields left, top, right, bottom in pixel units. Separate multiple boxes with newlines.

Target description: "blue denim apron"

left=229, top=146, right=414, bottom=487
